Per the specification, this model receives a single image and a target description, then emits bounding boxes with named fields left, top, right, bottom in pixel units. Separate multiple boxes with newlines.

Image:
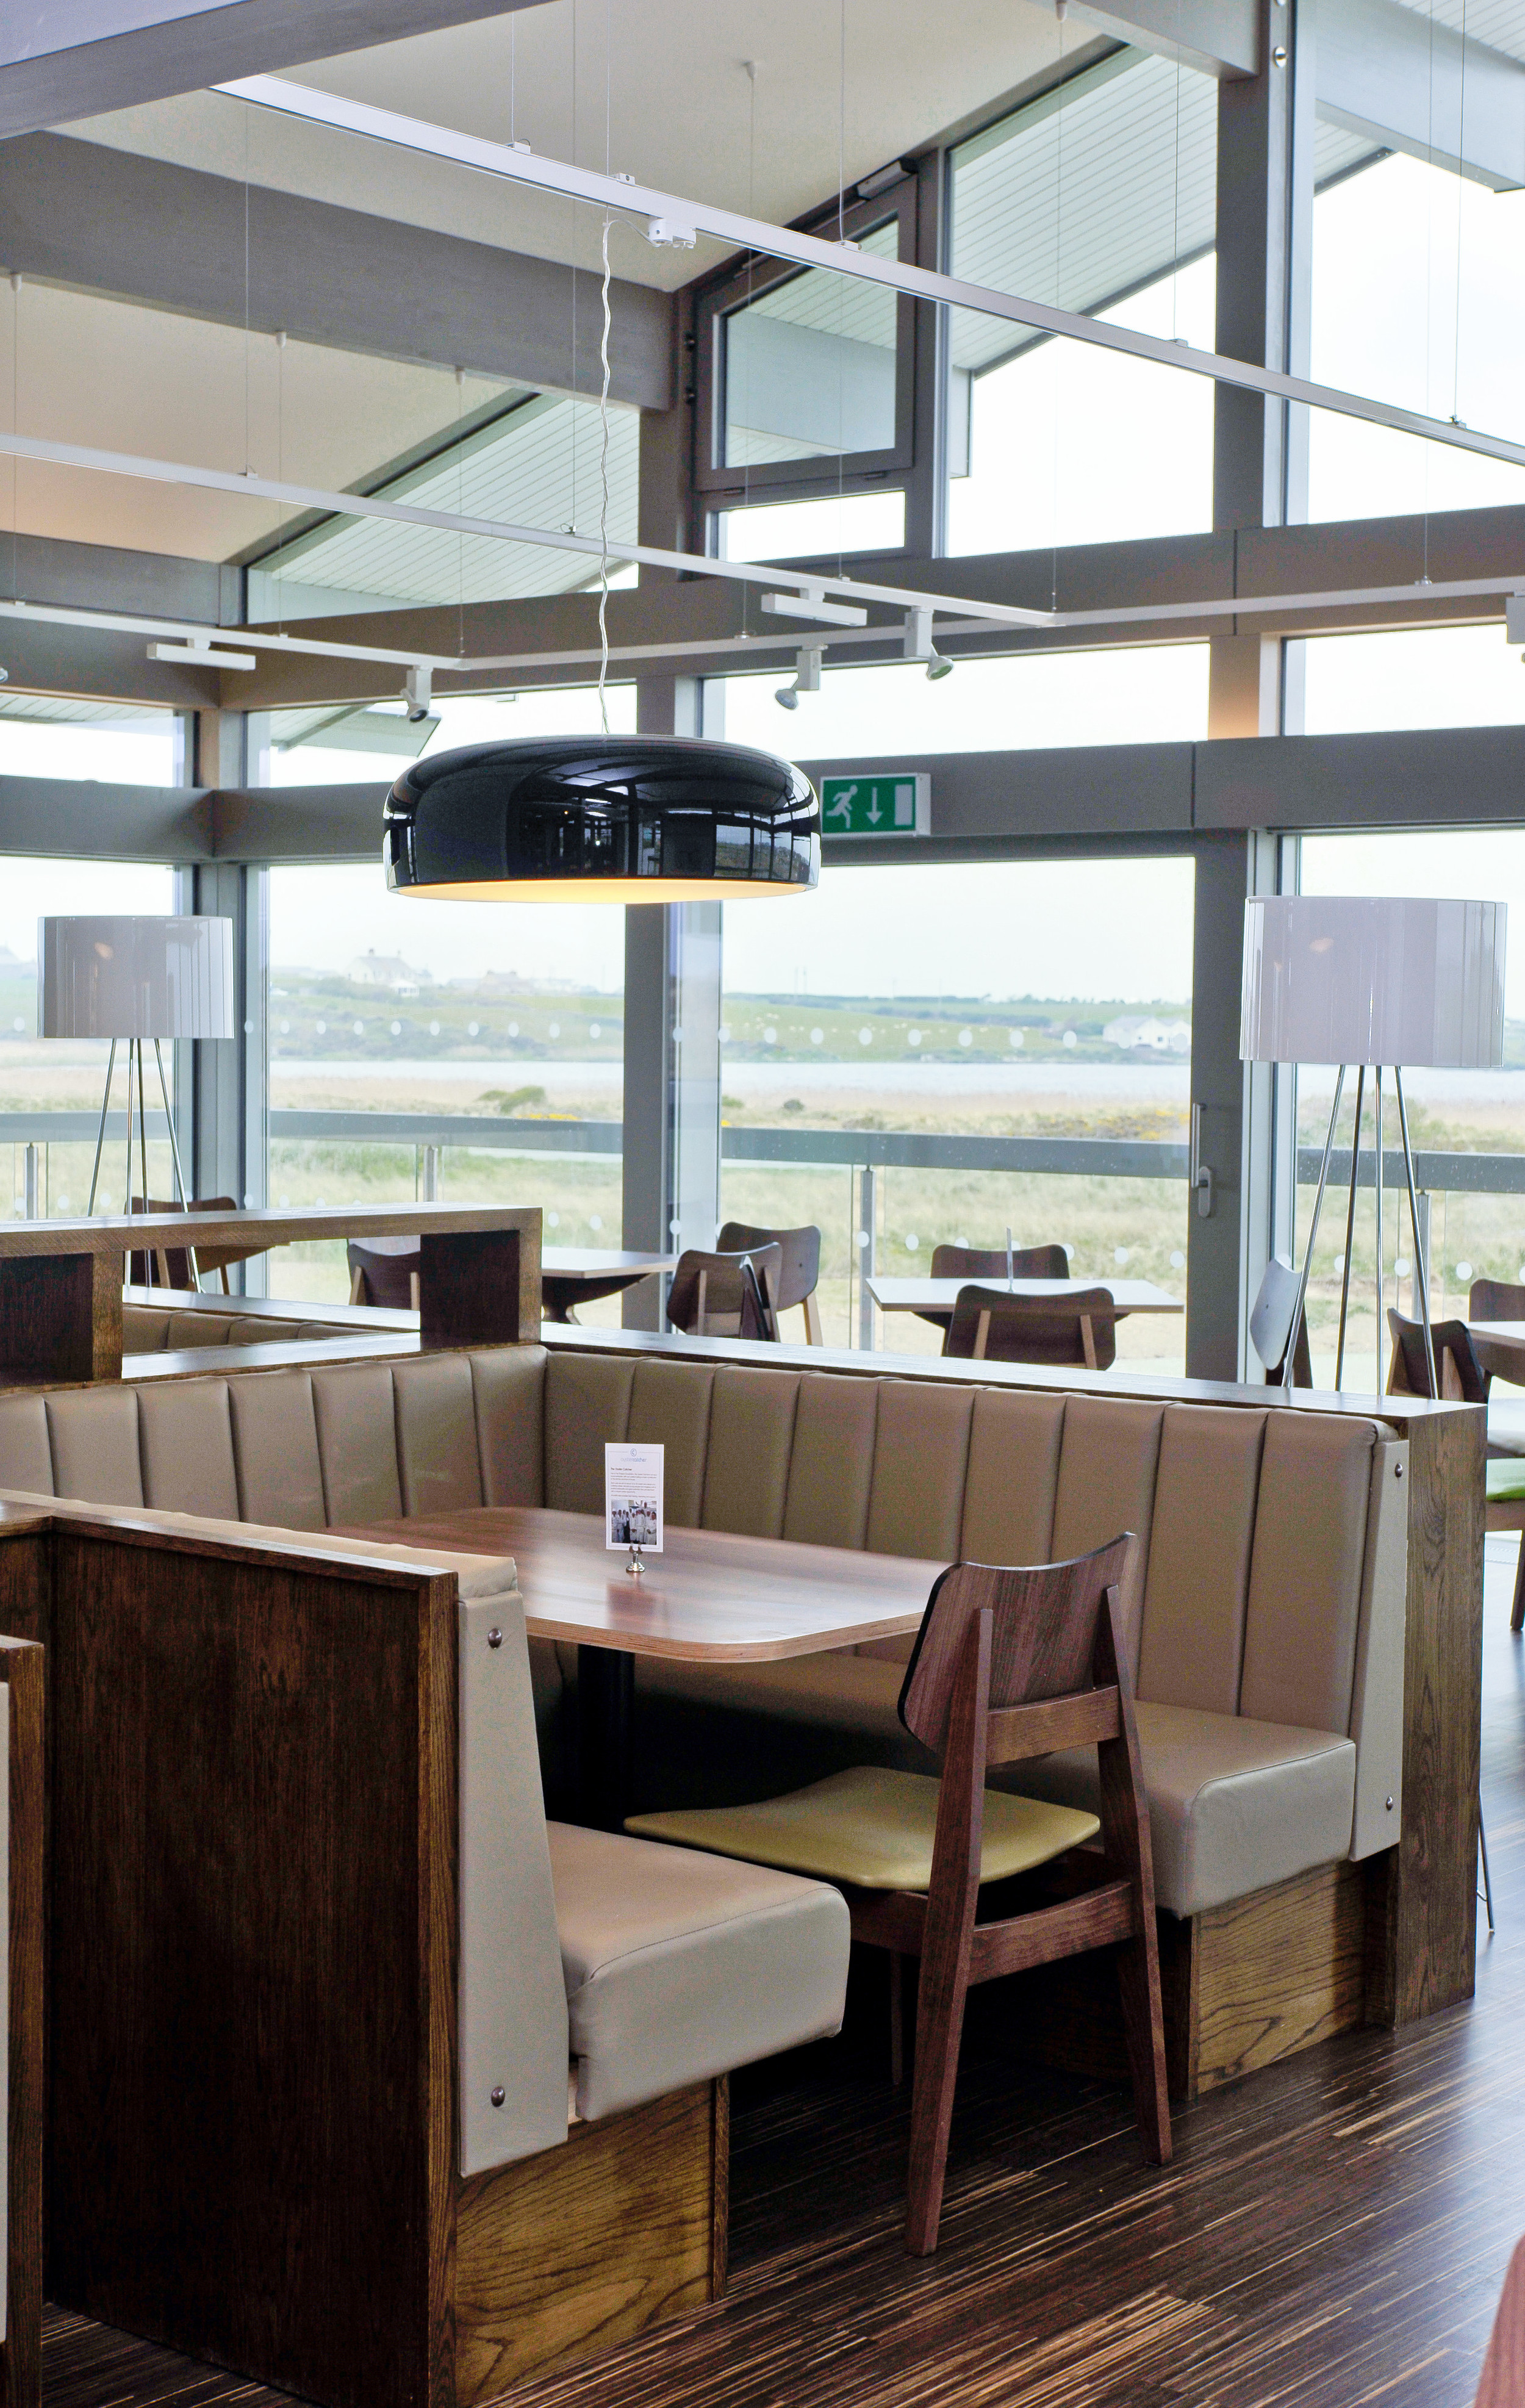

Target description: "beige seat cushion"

left=546, top=1820, right=849, bottom=2121
left=627, top=1765, right=1099, bottom=1891
left=1005, top=1699, right=1356, bottom=1918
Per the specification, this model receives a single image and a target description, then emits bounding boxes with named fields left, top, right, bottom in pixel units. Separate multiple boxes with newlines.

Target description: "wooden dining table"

left=867, top=1274, right=1183, bottom=1317
left=335, top=1503, right=942, bottom=1827
left=540, top=1247, right=678, bottom=1323
left=1469, top=1321, right=1525, bottom=1386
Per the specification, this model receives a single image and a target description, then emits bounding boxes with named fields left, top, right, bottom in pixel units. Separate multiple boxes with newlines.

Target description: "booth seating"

left=0, top=1339, right=1409, bottom=2103
left=0, top=1491, right=846, bottom=2408
left=122, top=1298, right=367, bottom=1350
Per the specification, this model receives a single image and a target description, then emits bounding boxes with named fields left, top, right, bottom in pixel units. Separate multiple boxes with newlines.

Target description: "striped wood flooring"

left=41, top=1540, right=1525, bottom=2408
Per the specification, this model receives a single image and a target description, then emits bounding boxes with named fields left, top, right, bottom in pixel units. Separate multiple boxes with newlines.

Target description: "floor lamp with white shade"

left=38, top=915, right=235, bottom=1219
left=1241, top=896, right=1506, bottom=1397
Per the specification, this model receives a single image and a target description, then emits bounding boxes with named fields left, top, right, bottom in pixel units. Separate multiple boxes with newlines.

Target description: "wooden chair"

left=128, top=1195, right=251, bottom=1293
left=627, top=1534, right=1169, bottom=2254
left=1470, top=1276, right=1525, bottom=1326
left=667, top=1245, right=781, bottom=1342
left=916, top=1242, right=1069, bottom=1334
left=1388, top=1308, right=1525, bottom=1636
left=1249, top=1256, right=1312, bottom=1387
left=348, top=1235, right=422, bottom=1310
left=944, top=1282, right=1118, bottom=1371
left=717, top=1220, right=824, bottom=1344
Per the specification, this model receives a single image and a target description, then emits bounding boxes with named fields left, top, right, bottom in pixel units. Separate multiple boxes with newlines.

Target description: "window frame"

left=692, top=173, right=920, bottom=523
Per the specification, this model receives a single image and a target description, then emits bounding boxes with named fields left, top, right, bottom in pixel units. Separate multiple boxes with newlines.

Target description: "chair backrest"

left=930, top=1242, right=1069, bottom=1283
left=1386, top=1309, right=1488, bottom=1403
left=667, top=1245, right=782, bottom=1342
left=716, top=1221, right=821, bottom=1314
left=898, top=1533, right=1138, bottom=1758
left=348, top=1236, right=422, bottom=1310
left=129, top=1193, right=241, bottom=1290
left=1471, top=1277, right=1525, bottom=1324
left=1248, top=1257, right=1312, bottom=1387
left=944, top=1282, right=1118, bottom=1371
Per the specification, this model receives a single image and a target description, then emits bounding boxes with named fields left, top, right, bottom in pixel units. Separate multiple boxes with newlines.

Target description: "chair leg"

left=1512, top=1535, right=1525, bottom=1634
left=1116, top=1927, right=1172, bottom=2166
left=904, top=1946, right=971, bottom=2257
left=1480, top=1798, right=1496, bottom=1935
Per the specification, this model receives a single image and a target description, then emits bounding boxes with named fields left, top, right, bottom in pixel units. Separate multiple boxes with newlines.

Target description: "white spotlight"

left=404, top=664, right=433, bottom=722
left=775, top=646, right=823, bottom=711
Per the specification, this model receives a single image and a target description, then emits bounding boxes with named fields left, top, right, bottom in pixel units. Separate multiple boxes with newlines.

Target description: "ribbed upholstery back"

left=702, top=1368, right=800, bottom=1537
left=1136, top=1407, right=1266, bottom=1714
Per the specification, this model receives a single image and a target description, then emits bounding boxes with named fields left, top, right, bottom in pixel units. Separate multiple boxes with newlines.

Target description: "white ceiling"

left=0, top=279, right=509, bottom=558
left=70, top=0, right=1082, bottom=290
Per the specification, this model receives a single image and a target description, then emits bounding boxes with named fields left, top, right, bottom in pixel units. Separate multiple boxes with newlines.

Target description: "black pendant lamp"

left=384, top=734, right=820, bottom=904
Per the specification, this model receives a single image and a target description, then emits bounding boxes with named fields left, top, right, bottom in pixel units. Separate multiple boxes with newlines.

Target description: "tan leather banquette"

left=0, top=1340, right=1407, bottom=1924
left=121, top=1300, right=362, bottom=1350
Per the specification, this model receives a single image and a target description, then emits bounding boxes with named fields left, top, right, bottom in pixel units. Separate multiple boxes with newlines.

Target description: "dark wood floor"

left=43, top=1538, right=1525, bottom=2408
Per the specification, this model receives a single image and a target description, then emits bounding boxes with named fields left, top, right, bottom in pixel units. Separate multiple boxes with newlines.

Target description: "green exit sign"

left=819, top=773, right=930, bottom=838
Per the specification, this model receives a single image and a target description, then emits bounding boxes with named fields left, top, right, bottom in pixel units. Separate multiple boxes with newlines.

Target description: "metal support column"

left=622, top=671, right=722, bottom=1327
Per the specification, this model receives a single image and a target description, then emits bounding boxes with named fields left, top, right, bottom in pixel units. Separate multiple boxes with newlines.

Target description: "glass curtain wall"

left=263, top=685, right=631, bottom=1307
left=1305, top=2, right=1525, bottom=522
left=0, top=708, right=181, bottom=1220
left=0, top=853, right=177, bottom=1219
left=944, top=46, right=1218, bottom=555
left=718, top=850, right=1196, bottom=1367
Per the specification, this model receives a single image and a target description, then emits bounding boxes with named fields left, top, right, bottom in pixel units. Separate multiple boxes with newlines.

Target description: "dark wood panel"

left=0, top=1258, right=118, bottom=1385
left=453, top=2081, right=718, bottom=2401
left=420, top=1229, right=537, bottom=1353
left=45, top=1529, right=455, bottom=2408
left=0, top=1639, right=43, bottom=2408
left=1396, top=1405, right=1486, bottom=2021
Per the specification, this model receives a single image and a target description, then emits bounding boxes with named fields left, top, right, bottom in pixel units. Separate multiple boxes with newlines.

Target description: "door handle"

left=1190, top=1104, right=1215, bottom=1220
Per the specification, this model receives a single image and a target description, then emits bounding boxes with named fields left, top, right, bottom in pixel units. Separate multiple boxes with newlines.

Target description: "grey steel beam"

left=0, top=133, right=673, bottom=409
left=10, top=721, right=1525, bottom=868
left=1069, top=0, right=1259, bottom=78
left=1318, top=0, right=1525, bottom=189
left=1197, top=722, right=1525, bottom=827
left=0, top=771, right=212, bottom=858
left=0, top=0, right=553, bottom=141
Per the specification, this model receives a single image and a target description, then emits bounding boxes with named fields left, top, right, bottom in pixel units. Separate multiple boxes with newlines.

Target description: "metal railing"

left=10, top=1110, right=1525, bottom=1192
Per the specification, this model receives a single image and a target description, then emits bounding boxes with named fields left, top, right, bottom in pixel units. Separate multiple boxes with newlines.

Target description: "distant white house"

left=1103, top=1013, right=1191, bottom=1054
left=348, top=949, right=420, bottom=996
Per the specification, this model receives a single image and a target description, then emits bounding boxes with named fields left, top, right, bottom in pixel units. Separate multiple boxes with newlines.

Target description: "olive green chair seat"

left=626, top=1763, right=1099, bottom=1892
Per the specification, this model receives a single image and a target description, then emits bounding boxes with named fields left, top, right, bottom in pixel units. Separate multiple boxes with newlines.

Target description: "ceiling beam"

left=0, top=132, right=674, bottom=410
left=1318, top=0, right=1525, bottom=190
left=1067, top=0, right=1258, bottom=80
left=0, top=0, right=554, bottom=141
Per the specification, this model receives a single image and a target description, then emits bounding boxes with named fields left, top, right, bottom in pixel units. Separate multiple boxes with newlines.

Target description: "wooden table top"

left=337, top=1503, right=941, bottom=1662
left=867, top=1275, right=1183, bottom=1315
left=0, top=1202, right=539, bottom=1260
left=1469, top=1321, right=1525, bottom=1379
left=541, top=1249, right=677, bottom=1282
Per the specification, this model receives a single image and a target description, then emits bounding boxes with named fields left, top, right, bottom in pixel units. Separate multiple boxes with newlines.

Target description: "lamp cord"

left=597, top=210, right=612, bottom=733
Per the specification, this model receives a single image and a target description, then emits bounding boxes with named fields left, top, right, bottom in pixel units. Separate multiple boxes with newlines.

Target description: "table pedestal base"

left=578, top=1644, right=634, bottom=1830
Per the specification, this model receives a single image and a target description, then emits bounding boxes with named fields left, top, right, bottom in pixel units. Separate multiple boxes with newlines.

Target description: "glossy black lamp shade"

left=384, top=734, right=820, bottom=904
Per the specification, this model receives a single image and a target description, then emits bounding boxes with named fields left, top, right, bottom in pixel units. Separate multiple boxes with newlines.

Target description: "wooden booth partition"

left=0, top=1507, right=723, bottom=2408
left=0, top=1511, right=48, bottom=2408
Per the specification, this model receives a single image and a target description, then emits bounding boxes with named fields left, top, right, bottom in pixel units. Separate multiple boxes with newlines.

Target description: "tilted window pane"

left=946, top=48, right=1217, bottom=553
left=722, top=221, right=900, bottom=469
